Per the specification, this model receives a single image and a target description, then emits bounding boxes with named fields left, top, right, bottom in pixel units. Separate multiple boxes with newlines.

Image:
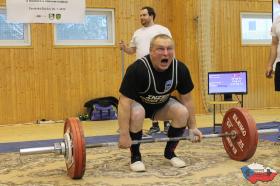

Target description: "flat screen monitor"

left=208, top=71, right=248, bottom=95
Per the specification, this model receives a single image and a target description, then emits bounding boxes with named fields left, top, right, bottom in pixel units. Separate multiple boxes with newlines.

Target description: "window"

left=0, top=8, right=31, bottom=46
left=54, top=8, right=115, bottom=46
left=240, top=12, right=272, bottom=45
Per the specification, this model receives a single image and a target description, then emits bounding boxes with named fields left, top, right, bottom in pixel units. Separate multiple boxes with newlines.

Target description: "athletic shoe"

left=147, top=125, right=161, bottom=135
left=163, top=121, right=171, bottom=134
left=169, top=157, right=186, bottom=168
left=130, top=161, right=146, bottom=172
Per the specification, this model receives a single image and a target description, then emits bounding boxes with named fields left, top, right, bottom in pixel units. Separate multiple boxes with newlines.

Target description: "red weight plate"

left=64, top=118, right=86, bottom=179
left=221, top=107, right=258, bottom=161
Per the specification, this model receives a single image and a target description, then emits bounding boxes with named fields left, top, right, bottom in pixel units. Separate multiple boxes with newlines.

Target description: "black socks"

left=130, top=127, right=185, bottom=162
left=130, top=130, right=142, bottom=163
left=164, top=126, right=185, bottom=159
left=152, top=121, right=159, bottom=127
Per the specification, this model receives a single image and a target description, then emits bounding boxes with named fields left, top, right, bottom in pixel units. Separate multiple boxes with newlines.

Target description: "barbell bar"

left=19, top=128, right=278, bottom=154
left=19, top=107, right=279, bottom=179
left=20, top=131, right=237, bottom=155
left=20, top=128, right=278, bottom=153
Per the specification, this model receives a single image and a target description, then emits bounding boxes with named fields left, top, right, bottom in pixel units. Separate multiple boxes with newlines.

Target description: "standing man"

left=266, top=1, right=280, bottom=91
left=118, top=34, right=203, bottom=172
left=119, top=6, right=172, bottom=135
left=266, top=0, right=280, bottom=140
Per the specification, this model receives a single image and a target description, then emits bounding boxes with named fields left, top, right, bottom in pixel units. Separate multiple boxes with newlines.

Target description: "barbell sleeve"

left=20, top=146, right=55, bottom=155
left=20, top=142, right=65, bottom=155
left=256, top=128, right=279, bottom=135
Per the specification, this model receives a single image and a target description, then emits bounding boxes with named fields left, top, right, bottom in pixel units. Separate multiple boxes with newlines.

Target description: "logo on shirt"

left=140, top=94, right=169, bottom=104
left=164, top=80, right=173, bottom=91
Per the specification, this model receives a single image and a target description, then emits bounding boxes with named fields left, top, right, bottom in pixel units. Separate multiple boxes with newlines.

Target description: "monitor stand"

left=224, top=93, right=233, bottom=101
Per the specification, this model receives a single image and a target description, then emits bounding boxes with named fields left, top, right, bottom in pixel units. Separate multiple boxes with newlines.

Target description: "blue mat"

left=0, top=122, right=279, bottom=153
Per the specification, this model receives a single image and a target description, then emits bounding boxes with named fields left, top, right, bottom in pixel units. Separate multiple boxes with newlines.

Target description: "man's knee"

left=130, top=108, right=145, bottom=132
left=131, top=106, right=145, bottom=122
left=173, top=106, right=189, bottom=125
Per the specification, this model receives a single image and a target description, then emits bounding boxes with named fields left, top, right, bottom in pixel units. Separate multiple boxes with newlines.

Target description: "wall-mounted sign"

left=7, top=0, right=85, bottom=23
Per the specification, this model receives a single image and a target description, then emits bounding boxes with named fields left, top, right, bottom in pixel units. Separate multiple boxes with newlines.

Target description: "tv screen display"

left=208, top=71, right=247, bottom=95
left=273, top=0, right=280, bottom=21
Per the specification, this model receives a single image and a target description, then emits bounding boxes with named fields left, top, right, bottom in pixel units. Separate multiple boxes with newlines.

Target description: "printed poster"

left=6, top=0, right=85, bottom=23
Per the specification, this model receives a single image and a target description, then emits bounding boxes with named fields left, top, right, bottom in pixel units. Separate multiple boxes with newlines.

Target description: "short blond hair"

left=150, top=34, right=174, bottom=51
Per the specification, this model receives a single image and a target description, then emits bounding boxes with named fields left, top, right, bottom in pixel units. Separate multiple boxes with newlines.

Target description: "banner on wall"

left=6, top=0, right=85, bottom=23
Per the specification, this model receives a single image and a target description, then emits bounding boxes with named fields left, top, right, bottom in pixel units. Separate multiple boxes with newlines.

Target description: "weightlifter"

left=119, top=6, right=172, bottom=135
left=118, top=34, right=203, bottom=172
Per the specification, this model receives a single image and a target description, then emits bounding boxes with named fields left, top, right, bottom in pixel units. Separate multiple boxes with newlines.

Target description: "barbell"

left=19, top=107, right=279, bottom=179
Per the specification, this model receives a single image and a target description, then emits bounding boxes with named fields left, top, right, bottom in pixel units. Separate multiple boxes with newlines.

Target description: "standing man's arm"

left=266, top=36, right=279, bottom=78
left=119, top=40, right=136, bottom=54
left=178, top=92, right=202, bottom=141
left=118, top=94, right=133, bottom=148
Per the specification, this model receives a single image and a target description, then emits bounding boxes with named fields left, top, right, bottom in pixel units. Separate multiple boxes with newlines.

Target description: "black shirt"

left=119, top=55, right=194, bottom=110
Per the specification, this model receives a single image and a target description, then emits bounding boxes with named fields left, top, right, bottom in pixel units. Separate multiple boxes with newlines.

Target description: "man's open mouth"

left=161, top=59, right=168, bottom=64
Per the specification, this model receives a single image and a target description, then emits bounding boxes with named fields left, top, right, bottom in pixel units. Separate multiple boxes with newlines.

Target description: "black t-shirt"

left=119, top=55, right=194, bottom=109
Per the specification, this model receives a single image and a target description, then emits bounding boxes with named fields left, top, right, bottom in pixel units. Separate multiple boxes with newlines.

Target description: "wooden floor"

left=0, top=108, right=279, bottom=143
